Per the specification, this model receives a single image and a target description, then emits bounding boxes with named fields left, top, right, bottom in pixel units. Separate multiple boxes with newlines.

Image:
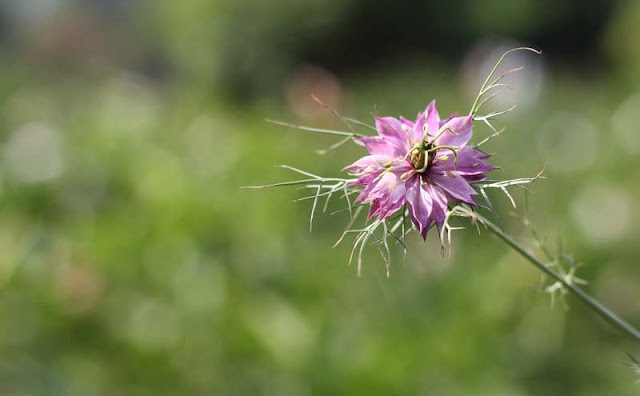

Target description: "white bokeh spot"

left=4, top=122, right=64, bottom=183
left=571, top=183, right=632, bottom=245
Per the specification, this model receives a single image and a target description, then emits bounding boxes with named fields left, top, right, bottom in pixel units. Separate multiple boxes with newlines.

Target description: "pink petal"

left=411, top=100, right=440, bottom=144
left=411, top=112, right=425, bottom=144
left=435, top=115, right=473, bottom=148
left=365, top=169, right=408, bottom=220
left=406, top=178, right=433, bottom=236
left=423, top=183, right=448, bottom=228
left=375, top=116, right=409, bottom=151
left=429, top=172, right=477, bottom=205
left=431, top=146, right=497, bottom=176
left=344, top=154, right=392, bottom=173
left=400, top=116, right=414, bottom=130
left=424, top=100, right=441, bottom=140
left=357, top=136, right=405, bottom=157
left=439, top=113, right=456, bottom=128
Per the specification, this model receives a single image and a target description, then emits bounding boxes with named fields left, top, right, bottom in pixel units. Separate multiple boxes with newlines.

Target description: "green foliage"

left=0, top=1, right=638, bottom=394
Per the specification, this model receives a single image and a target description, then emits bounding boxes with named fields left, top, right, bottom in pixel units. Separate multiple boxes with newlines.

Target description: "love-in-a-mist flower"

left=345, top=100, right=496, bottom=238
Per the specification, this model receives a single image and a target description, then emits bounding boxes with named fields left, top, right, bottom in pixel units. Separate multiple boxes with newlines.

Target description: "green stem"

left=477, top=213, right=640, bottom=343
left=469, top=47, right=541, bottom=116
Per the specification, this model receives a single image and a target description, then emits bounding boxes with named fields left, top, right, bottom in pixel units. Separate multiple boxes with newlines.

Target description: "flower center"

left=410, top=143, right=434, bottom=173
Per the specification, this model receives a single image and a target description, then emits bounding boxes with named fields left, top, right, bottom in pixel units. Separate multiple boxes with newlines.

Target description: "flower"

left=345, top=100, right=496, bottom=238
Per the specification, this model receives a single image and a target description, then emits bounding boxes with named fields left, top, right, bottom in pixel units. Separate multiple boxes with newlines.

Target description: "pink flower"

left=345, top=100, right=496, bottom=238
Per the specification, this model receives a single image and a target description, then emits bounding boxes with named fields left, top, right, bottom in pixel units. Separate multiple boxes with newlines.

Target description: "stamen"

left=427, top=145, right=459, bottom=168
left=429, top=126, right=458, bottom=144
left=400, top=170, right=415, bottom=181
left=373, top=166, right=396, bottom=182
left=402, top=144, right=419, bottom=161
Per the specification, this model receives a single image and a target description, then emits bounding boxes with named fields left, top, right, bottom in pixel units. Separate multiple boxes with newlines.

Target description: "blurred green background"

left=0, top=0, right=639, bottom=394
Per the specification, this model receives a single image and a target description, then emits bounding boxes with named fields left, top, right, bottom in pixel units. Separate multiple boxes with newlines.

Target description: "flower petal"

left=374, top=116, right=409, bottom=150
left=435, top=115, right=473, bottom=148
left=431, top=146, right=497, bottom=176
left=375, top=116, right=403, bottom=138
left=422, top=183, right=448, bottom=229
left=354, top=173, right=382, bottom=202
left=357, top=136, right=405, bottom=157
left=439, top=112, right=456, bottom=128
left=429, top=171, right=477, bottom=204
left=411, top=100, right=440, bottom=144
left=406, top=178, right=433, bottom=236
left=424, top=100, right=441, bottom=139
left=365, top=168, right=409, bottom=220
left=411, top=112, right=425, bottom=144
left=343, top=154, right=392, bottom=173
left=400, top=116, right=414, bottom=130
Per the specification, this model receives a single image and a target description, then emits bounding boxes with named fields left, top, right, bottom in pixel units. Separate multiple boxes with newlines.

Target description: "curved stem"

left=469, top=47, right=541, bottom=116
left=476, top=213, right=640, bottom=343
